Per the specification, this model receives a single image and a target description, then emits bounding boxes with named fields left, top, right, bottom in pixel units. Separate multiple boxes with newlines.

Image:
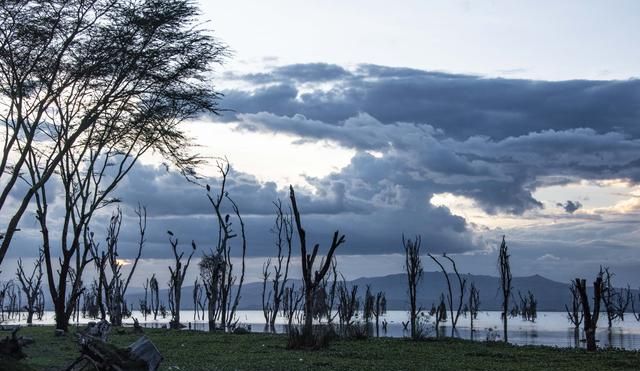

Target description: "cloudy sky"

left=4, top=0, right=640, bottom=288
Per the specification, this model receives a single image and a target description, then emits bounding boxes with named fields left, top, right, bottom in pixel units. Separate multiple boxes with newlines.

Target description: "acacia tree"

left=403, top=235, right=423, bottom=340
left=0, top=0, right=226, bottom=268
left=15, top=252, right=44, bottom=324
left=498, top=236, right=512, bottom=343
left=289, top=185, right=346, bottom=343
left=429, top=253, right=467, bottom=336
left=261, top=200, right=293, bottom=329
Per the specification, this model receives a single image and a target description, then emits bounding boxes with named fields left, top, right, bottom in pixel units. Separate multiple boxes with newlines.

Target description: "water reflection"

left=5, top=310, right=640, bottom=350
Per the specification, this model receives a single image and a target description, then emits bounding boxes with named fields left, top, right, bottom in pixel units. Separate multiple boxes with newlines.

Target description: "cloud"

left=557, top=200, right=583, bottom=214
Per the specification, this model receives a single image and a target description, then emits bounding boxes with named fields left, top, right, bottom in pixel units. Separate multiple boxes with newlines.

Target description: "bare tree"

left=149, top=274, right=160, bottom=321
left=372, top=291, right=387, bottom=338
left=429, top=253, right=467, bottom=336
left=403, top=235, right=423, bottom=340
left=0, top=0, right=226, bottom=268
left=498, top=236, right=512, bottom=343
left=201, top=160, right=248, bottom=330
left=282, top=284, right=304, bottom=330
left=336, top=279, right=359, bottom=328
left=600, top=266, right=631, bottom=328
left=575, top=273, right=603, bottom=351
left=192, top=279, right=206, bottom=321
left=140, top=278, right=150, bottom=322
left=261, top=200, right=293, bottom=330
left=167, top=231, right=196, bottom=328
left=468, top=282, right=480, bottom=333
left=15, top=253, right=44, bottom=324
left=289, top=185, right=346, bottom=343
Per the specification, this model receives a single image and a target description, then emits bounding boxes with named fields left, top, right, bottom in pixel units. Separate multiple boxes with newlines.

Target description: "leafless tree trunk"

left=150, top=274, right=159, bottom=321
left=403, top=235, right=423, bottom=340
left=15, top=252, right=44, bottom=324
left=575, top=274, right=603, bottom=351
left=600, top=266, right=631, bottom=328
left=167, top=232, right=195, bottom=329
left=429, top=253, right=467, bottom=336
left=261, top=200, right=293, bottom=330
left=498, top=236, right=512, bottom=343
left=469, top=282, right=480, bottom=334
left=289, top=185, right=346, bottom=344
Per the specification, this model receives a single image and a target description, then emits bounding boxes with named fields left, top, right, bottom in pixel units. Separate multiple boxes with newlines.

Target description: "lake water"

left=5, top=310, right=640, bottom=350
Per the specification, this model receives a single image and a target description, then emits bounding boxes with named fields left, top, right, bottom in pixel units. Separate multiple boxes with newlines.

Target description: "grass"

left=5, top=325, right=640, bottom=371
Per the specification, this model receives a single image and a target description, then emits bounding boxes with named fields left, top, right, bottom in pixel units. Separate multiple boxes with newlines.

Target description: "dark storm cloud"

left=220, top=63, right=640, bottom=140
left=556, top=200, right=583, bottom=214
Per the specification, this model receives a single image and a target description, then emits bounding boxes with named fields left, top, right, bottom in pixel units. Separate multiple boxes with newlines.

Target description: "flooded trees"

left=429, top=253, right=467, bottom=336
left=498, top=236, right=512, bottom=343
left=289, top=185, right=346, bottom=346
left=469, top=282, right=480, bottom=335
left=403, top=235, right=423, bottom=340
left=574, top=274, right=603, bottom=351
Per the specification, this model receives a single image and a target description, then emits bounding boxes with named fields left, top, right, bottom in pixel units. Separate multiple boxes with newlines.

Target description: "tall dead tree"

left=202, top=160, right=248, bottom=330
left=261, top=200, right=293, bottom=329
left=600, top=266, right=631, bottom=328
left=289, top=185, right=346, bottom=343
left=468, top=282, right=480, bottom=332
left=15, top=253, right=44, bottom=324
left=429, top=253, right=467, bottom=336
left=498, top=236, right=512, bottom=343
left=403, top=235, right=423, bottom=340
left=575, top=274, right=603, bottom=351
left=167, top=232, right=195, bottom=328
left=149, top=274, right=160, bottom=321
left=0, top=0, right=226, bottom=271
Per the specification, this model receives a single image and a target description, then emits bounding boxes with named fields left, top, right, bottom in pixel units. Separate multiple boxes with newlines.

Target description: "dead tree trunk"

left=15, top=252, right=44, bottom=324
left=167, top=232, right=195, bottom=329
left=498, top=236, right=512, bottom=343
left=289, top=185, right=345, bottom=345
left=575, top=275, right=603, bottom=351
left=403, top=235, right=423, bottom=340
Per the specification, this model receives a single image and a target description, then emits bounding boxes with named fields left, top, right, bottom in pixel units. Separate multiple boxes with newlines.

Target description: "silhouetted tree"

left=600, top=266, right=631, bottom=328
left=202, top=160, right=248, bottom=330
left=469, top=282, right=480, bottom=333
left=149, top=274, right=160, bottom=321
left=167, top=231, right=195, bottom=328
left=429, top=253, right=467, bottom=336
left=337, top=279, right=359, bottom=327
left=261, top=200, right=293, bottom=329
left=575, top=273, right=603, bottom=351
left=13, top=0, right=226, bottom=332
left=403, top=235, right=423, bottom=340
left=498, top=236, right=512, bottom=343
left=15, top=252, right=44, bottom=324
left=289, top=185, right=346, bottom=345
left=372, top=291, right=387, bottom=337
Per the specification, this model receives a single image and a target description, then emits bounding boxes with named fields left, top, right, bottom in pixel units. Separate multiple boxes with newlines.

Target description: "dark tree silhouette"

left=0, top=0, right=226, bottom=270
left=15, top=252, right=44, bottom=324
left=468, top=282, right=480, bottom=334
left=600, top=266, right=631, bottom=328
left=575, top=273, right=603, bottom=351
left=149, top=274, right=160, bottom=321
left=498, top=236, right=512, bottom=343
left=429, top=253, right=467, bottom=336
left=289, top=185, right=346, bottom=345
left=403, top=235, right=423, bottom=340
left=167, top=232, right=195, bottom=328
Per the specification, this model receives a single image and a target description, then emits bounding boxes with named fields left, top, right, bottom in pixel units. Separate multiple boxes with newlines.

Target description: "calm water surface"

left=6, top=310, right=640, bottom=350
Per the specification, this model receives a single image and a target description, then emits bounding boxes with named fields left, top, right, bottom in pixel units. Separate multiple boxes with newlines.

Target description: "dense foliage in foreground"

left=6, top=326, right=640, bottom=371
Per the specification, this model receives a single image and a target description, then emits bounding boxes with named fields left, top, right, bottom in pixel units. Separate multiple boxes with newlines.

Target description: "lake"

left=4, top=310, right=640, bottom=350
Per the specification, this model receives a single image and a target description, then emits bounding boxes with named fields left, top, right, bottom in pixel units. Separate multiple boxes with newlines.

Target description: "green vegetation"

left=3, top=326, right=637, bottom=371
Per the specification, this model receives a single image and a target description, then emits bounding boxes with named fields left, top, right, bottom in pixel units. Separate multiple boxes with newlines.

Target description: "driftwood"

left=66, top=335, right=162, bottom=371
left=0, top=327, right=33, bottom=359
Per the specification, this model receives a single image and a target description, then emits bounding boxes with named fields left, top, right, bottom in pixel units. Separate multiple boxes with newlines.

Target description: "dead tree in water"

left=372, top=291, right=387, bottom=337
left=600, top=266, right=631, bottom=328
left=289, top=185, right=346, bottom=344
left=498, top=236, right=512, bottom=343
left=16, top=252, right=44, bottom=324
left=403, top=235, right=423, bottom=340
left=336, top=279, right=359, bottom=327
left=429, top=253, right=467, bottom=336
left=468, top=282, right=480, bottom=333
left=575, top=274, right=603, bottom=351
left=261, top=200, right=293, bottom=329
left=167, top=231, right=195, bottom=328
left=149, top=275, right=160, bottom=321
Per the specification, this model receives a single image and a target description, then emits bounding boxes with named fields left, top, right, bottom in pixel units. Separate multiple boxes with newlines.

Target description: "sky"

left=3, top=0, right=640, bottom=289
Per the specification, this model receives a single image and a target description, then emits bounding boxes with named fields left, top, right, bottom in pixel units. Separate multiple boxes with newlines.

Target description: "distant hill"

left=122, top=271, right=622, bottom=312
